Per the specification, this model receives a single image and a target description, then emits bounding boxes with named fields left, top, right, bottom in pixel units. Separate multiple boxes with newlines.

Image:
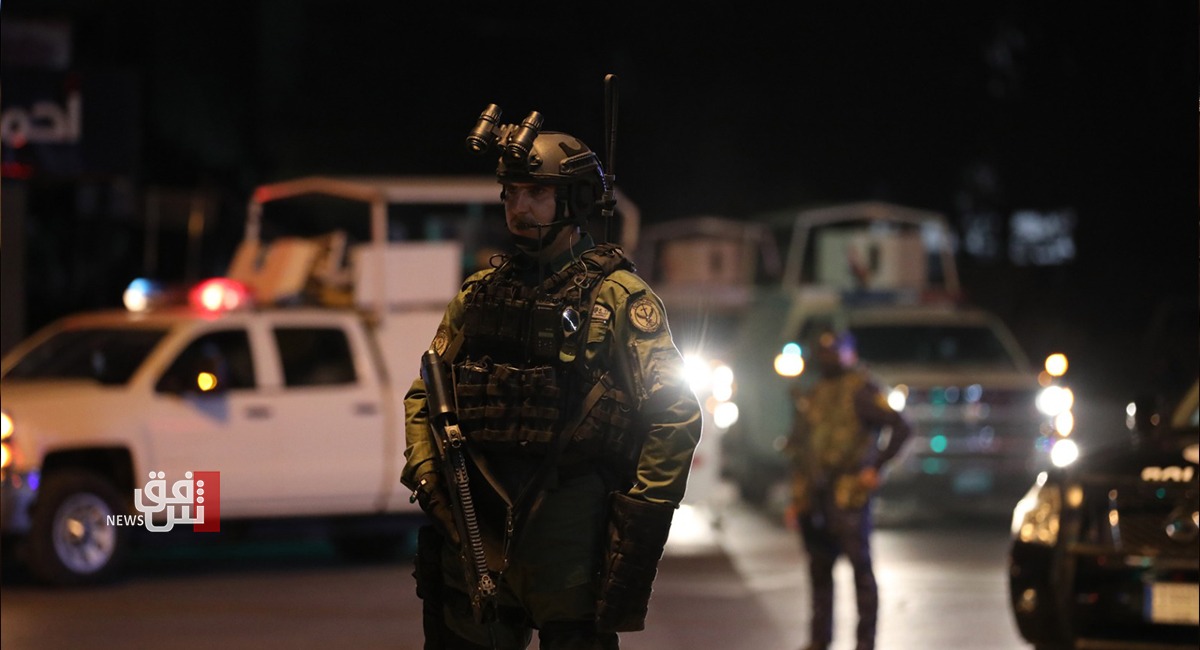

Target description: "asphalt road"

left=1, top=492, right=1029, bottom=650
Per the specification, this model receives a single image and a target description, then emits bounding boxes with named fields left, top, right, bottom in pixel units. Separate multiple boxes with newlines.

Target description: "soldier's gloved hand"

left=414, top=472, right=460, bottom=548
left=595, top=492, right=675, bottom=633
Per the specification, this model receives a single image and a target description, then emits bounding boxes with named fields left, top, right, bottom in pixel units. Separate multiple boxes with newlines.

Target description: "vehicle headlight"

left=683, top=354, right=735, bottom=403
left=711, top=364, right=734, bottom=401
left=712, top=401, right=739, bottom=429
left=1011, top=472, right=1061, bottom=545
left=774, top=343, right=804, bottom=378
left=682, top=354, right=713, bottom=394
left=1049, top=438, right=1079, bottom=467
left=1036, top=385, right=1074, bottom=416
left=1043, top=353, right=1068, bottom=378
left=887, top=385, right=908, bottom=412
left=1053, top=411, right=1075, bottom=437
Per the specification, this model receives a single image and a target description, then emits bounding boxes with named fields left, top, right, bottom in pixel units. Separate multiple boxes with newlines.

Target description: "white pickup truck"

left=0, top=175, right=640, bottom=585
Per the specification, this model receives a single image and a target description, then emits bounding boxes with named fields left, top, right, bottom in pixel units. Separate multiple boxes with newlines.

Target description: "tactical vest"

left=451, top=243, right=637, bottom=462
left=791, top=370, right=877, bottom=512
left=807, top=371, right=872, bottom=472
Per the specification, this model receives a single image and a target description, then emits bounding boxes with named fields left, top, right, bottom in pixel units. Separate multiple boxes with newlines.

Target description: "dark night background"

left=2, top=1, right=1197, bottom=406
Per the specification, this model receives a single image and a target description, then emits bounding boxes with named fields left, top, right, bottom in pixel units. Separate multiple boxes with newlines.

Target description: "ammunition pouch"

left=595, top=492, right=675, bottom=633
left=454, top=358, right=563, bottom=446
left=454, top=358, right=639, bottom=472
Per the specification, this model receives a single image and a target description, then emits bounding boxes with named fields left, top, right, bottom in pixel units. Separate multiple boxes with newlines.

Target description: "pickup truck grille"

left=905, top=386, right=1038, bottom=409
left=1079, top=478, right=1199, bottom=561
left=894, top=386, right=1044, bottom=478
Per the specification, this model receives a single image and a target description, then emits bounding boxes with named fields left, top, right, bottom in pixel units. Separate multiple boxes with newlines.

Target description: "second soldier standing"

left=785, top=330, right=912, bottom=650
left=401, top=102, right=702, bottom=649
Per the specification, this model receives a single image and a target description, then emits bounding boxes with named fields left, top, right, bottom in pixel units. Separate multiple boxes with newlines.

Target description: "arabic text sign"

left=131, top=471, right=221, bottom=533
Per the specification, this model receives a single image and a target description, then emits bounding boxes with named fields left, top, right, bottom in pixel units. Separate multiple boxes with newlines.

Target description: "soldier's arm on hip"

left=854, top=378, right=913, bottom=468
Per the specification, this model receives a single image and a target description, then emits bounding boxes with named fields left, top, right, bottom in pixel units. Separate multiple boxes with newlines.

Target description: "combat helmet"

left=496, top=131, right=607, bottom=225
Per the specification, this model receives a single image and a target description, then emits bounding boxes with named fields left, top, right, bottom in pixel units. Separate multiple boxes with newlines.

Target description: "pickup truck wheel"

left=28, top=470, right=131, bottom=586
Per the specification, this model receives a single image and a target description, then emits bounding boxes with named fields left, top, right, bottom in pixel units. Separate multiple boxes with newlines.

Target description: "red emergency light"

left=188, top=278, right=252, bottom=313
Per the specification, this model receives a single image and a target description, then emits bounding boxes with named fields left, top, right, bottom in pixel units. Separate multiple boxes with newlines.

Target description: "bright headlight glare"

left=0, top=442, right=11, bottom=469
left=712, top=383, right=733, bottom=402
left=1037, top=386, right=1074, bottom=416
left=0, top=411, right=12, bottom=440
left=1054, top=411, right=1075, bottom=436
left=711, top=364, right=734, bottom=402
left=713, top=402, right=739, bottom=429
left=712, top=364, right=734, bottom=388
left=774, top=342, right=804, bottom=377
left=887, top=386, right=908, bottom=412
left=1050, top=438, right=1079, bottom=467
left=682, top=354, right=712, bottom=393
left=1012, top=478, right=1061, bottom=545
left=1044, top=353, right=1068, bottom=377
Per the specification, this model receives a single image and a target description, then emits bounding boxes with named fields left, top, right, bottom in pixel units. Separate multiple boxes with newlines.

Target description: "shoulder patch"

left=591, top=303, right=612, bottom=323
left=431, top=327, right=450, bottom=357
left=629, top=295, right=663, bottom=334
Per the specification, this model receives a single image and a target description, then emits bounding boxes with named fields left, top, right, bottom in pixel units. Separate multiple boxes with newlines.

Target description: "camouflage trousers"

left=795, top=486, right=878, bottom=650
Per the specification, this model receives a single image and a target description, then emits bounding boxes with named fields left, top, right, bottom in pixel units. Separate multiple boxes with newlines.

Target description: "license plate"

left=1146, top=582, right=1200, bottom=625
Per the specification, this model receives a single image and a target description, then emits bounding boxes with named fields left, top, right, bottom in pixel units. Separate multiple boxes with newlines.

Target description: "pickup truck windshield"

left=4, top=328, right=169, bottom=384
left=851, top=324, right=1019, bottom=369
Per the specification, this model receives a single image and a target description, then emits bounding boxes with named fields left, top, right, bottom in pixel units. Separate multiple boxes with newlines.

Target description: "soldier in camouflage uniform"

left=402, top=125, right=702, bottom=650
left=785, top=330, right=911, bottom=650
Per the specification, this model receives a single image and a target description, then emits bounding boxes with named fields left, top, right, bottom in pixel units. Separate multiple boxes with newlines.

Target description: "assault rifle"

left=419, top=348, right=497, bottom=625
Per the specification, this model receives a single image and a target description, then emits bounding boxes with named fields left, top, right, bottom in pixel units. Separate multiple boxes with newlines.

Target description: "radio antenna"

left=602, top=74, right=619, bottom=245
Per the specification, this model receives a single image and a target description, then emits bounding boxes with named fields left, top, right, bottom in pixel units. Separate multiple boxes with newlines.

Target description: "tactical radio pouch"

left=595, top=491, right=675, bottom=633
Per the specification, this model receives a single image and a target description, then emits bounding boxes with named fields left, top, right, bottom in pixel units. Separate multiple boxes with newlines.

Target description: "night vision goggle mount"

left=464, top=104, right=544, bottom=165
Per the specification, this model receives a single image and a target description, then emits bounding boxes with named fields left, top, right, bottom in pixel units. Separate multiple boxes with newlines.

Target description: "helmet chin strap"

left=510, top=218, right=570, bottom=254
left=510, top=198, right=581, bottom=255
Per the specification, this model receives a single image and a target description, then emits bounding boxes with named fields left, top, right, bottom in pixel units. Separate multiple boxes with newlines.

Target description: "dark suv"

left=1008, top=378, right=1199, bottom=649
